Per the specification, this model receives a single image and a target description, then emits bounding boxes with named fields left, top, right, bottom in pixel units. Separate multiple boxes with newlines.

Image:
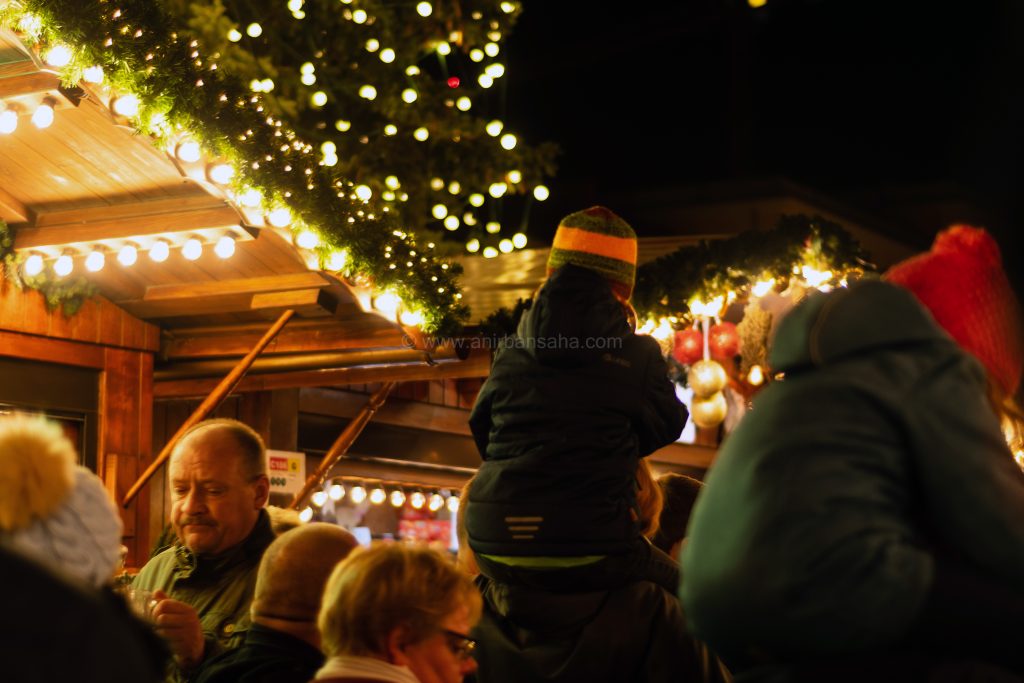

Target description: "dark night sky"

left=501, top=0, right=1024, bottom=281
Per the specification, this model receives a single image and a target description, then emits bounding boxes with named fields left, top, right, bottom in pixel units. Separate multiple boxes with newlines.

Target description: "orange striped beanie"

left=547, top=206, right=638, bottom=299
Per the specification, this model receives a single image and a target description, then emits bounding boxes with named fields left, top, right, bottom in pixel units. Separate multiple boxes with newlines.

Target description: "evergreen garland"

left=0, top=220, right=96, bottom=314
left=2, top=0, right=474, bottom=334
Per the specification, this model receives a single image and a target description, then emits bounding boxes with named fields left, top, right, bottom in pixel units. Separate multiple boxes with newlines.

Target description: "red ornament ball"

left=673, top=328, right=704, bottom=366
left=709, top=322, right=740, bottom=360
left=447, top=77, right=461, bottom=88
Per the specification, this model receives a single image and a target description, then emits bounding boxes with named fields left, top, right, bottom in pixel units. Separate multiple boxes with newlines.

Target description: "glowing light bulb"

left=488, top=182, right=507, bottom=198
left=176, top=140, right=202, bottom=163
left=432, top=204, right=448, bottom=219
left=260, top=78, right=274, bottom=92
left=0, top=110, right=17, bottom=134
left=83, top=66, right=104, bottom=83
left=296, top=230, right=319, bottom=249
left=268, top=208, right=292, bottom=227
left=485, top=42, right=500, bottom=57
left=326, top=250, right=348, bottom=271
left=207, top=163, right=234, bottom=185
left=227, top=28, right=242, bottom=42
left=44, top=45, right=73, bottom=67
left=483, top=246, right=499, bottom=259
left=430, top=177, right=445, bottom=191
left=214, top=235, right=236, bottom=259
left=298, top=507, right=313, bottom=523
left=801, top=265, right=833, bottom=288
left=23, top=253, right=44, bottom=276
left=417, top=1, right=433, bottom=16
left=447, top=495, right=459, bottom=512
left=485, top=120, right=503, bottom=136
left=469, top=193, right=485, bottom=207
left=512, top=233, right=527, bottom=249
left=301, top=62, right=315, bottom=74
left=752, top=279, right=775, bottom=297
left=400, top=309, right=424, bottom=326
left=328, top=483, right=345, bottom=501
left=182, top=238, right=202, bottom=261
left=311, top=91, right=328, bottom=107
left=54, top=253, right=73, bottom=277
left=402, top=88, right=418, bottom=103
left=246, top=23, right=262, bottom=37
left=478, top=74, right=494, bottom=89
left=369, top=487, right=386, bottom=505
left=335, top=119, right=351, bottom=132
left=413, top=127, right=429, bottom=141
left=500, top=133, right=517, bottom=150
left=349, top=485, right=367, bottom=504
left=355, top=185, right=372, bottom=201
left=390, top=489, right=406, bottom=507
left=85, top=250, right=105, bottom=272
left=118, top=244, right=138, bottom=266
left=444, top=216, right=460, bottom=231
left=111, top=94, right=139, bottom=118
left=466, top=239, right=480, bottom=253
left=448, top=181, right=461, bottom=194
left=428, top=493, right=444, bottom=511
left=31, top=103, right=54, bottom=129
left=470, top=49, right=484, bottom=62
left=533, top=185, right=550, bottom=201
left=365, top=39, right=380, bottom=52
left=358, top=85, right=377, bottom=100
left=321, top=141, right=336, bottom=156
left=748, top=364, right=765, bottom=386
left=374, top=292, right=400, bottom=318
left=410, top=491, right=426, bottom=509
left=456, top=96, right=471, bottom=111
left=149, top=240, right=170, bottom=262
left=504, top=170, right=522, bottom=185
left=437, top=41, right=451, bottom=56
left=385, top=175, right=400, bottom=189
left=499, top=239, right=514, bottom=253
left=380, top=48, right=396, bottom=63
left=749, top=0, right=767, bottom=7
left=311, top=491, right=328, bottom=507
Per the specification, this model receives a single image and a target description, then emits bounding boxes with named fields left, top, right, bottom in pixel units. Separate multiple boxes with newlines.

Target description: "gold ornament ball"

left=691, top=391, right=728, bottom=429
left=688, top=359, right=727, bottom=398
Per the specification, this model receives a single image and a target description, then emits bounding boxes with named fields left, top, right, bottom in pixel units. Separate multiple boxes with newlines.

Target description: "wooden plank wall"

left=0, top=280, right=159, bottom=567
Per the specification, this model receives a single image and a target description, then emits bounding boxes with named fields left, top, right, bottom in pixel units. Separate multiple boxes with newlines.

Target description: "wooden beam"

left=141, top=272, right=330, bottom=302
left=0, top=71, right=60, bottom=99
left=0, top=185, right=29, bottom=223
left=155, top=348, right=492, bottom=398
left=161, top=319, right=406, bottom=359
left=119, top=287, right=337, bottom=319
left=300, top=387, right=473, bottom=436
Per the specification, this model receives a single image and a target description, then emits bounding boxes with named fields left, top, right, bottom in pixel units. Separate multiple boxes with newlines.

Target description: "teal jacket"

left=681, top=281, right=1024, bottom=662
left=134, top=510, right=275, bottom=682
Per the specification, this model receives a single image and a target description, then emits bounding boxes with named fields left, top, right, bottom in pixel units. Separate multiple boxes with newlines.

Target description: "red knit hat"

left=884, top=225, right=1024, bottom=397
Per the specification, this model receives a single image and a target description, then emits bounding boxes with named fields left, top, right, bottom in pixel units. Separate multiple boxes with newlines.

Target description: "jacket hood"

left=770, top=280, right=948, bottom=373
left=518, top=264, right=631, bottom=366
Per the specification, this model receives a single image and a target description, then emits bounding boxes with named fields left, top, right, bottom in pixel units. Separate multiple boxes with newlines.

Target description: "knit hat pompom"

left=0, top=414, right=76, bottom=531
left=884, top=225, right=1024, bottom=397
left=547, top=206, right=638, bottom=299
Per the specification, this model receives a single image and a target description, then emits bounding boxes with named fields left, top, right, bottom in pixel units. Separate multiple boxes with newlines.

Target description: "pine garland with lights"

left=633, top=214, right=874, bottom=323
left=0, top=220, right=96, bottom=314
left=2, top=0, right=478, bottom=334
left=162, top=0, right=558, bottom=252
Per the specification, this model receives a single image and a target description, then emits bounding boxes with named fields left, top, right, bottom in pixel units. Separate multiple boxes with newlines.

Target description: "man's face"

left=169, top=428, right=268, bottom=557
left=401, top=602, right=478, bottom=683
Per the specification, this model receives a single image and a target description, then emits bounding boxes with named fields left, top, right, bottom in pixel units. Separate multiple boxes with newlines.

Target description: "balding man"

left=195, top=523, right=357, bottom=683
left=133, top=419, right=274, bottom=682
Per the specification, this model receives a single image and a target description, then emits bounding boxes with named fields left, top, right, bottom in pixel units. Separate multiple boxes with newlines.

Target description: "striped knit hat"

left=547, top=206, right=638, bottom=299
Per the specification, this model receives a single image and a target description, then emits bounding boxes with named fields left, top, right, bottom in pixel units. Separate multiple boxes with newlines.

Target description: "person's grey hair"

left=172, top=418, right=266, bottom=479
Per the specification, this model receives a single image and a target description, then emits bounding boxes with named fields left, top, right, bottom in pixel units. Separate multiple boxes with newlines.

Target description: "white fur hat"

left=0, top=414, right=123, bottom=587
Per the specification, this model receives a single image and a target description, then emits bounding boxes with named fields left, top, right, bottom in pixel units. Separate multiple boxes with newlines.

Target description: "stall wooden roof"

left=0, top=30, right=488, bottom=392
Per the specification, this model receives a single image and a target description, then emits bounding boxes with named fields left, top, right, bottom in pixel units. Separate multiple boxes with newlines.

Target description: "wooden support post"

left=122, top=309, right=296, bottom=508
left=289, top=381, right=396, bottom=510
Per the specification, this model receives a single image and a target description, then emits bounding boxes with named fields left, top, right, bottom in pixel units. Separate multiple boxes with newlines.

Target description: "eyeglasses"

left=441, top=629, right=477, bottom=661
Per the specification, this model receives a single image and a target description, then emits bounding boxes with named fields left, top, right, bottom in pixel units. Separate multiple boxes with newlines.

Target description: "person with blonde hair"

left=314, top=543, right=481, bottom=683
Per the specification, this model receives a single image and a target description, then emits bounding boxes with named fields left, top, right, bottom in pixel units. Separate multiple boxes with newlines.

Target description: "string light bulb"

left=485, top=120, right=503, bottom=136
left=409, top=491, right=426, bottom=509
left=483, top=246, right=499, bottom=258
left=298, top=507, right=313, bottom=523
left=466, top=239, right=480, bottom=253
left=436, top=41, right=451, bottom=56
left=402, top=88, right=418, bottom=103
left=369, top=487, right=387, bottom=505
left=352, top=9, right=368, bottom=23
left=311, top=91, right=328, bottom=107
left=117, top=244, right=138, bottom=266
left=54, top=252, right=74, bottom=277
left=85, top=249, right=105, bottom=272
left=413, top=127, right=429, bottom=141
left=358, top=85, right=376, bottom=100
left=349, top=484, right=367, bottom=504
left=431, top=204, right=448, bottom=219
left=533, top=185, right=550, bottom=201
left=246, top=23, right=262, bottom=37
left=182, top=237, right=203, bottom=261
left=447, top=495, right=459, bottom=512
left=428, top=493, right=445, bottom=511
left=469, top=193, right=485, bottom=207
left=112, top=94, right=140, bottom=118
left=31, top=100, right=54, bottom=129
left=499, top=239, right=514, bottom=253
left=23, top=253, right=44, bottom=277
left=488, top=182, right=507, bottom=198
left=380, top=48, right=396, bottom=63
left=354, top=185, right=372, bottom=201
left=416, top=1, right=433, bottom=16
left=207, top=163, right=234, bottom=185
left=456, top=97, right=472, bottom=111
left=478, top=74, right=494, bottom=88
left=176, top=140, right=202, bottom=163
left=328, top=483, right=345, bottom=501
left=444, top=216, right=460, bottom=231
left=44, top=45, right=73, bottom=67
left=470, top=49, right=484, bottom=62
left=268, top=208, right=292, bottom=228
left=512, top=233, right=528, bottom=249
left=486, top=63, right=506, bottom=78
left=0, top=110, right=17, bottom=134
left=296, top=230, right=319, bottom=249
left=227, top=28, right=242, bottom=42
left=83, top=66, right=104, bottom=83
left=390, top=489, right=406, bottom=507
left=484, top=42, right=500, bottom=57
left=374, top=292, right=401, bottom=318
left=500, top=133, right=517, bottom=150
left=311, top=491, right=328, bottom=507
left=214, top=235, right=236, bottom=259
left=326, top=250, right=348, bottom=271
left=149, top=240, right=170, bottom=262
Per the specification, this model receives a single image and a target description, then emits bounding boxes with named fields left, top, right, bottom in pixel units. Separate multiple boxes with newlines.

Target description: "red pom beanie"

left=884, top=225, right=1024, bottom=397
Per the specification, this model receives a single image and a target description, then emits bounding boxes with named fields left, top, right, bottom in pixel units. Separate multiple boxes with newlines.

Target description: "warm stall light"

left=296, top=230, right=319, bottom=249
left=207, top=163, right=234, bottom=185
left=0, top=110, right=17, bottom=134
left=478, top=74, right=494, bottom=89
left=298, top=507, right=313, bottom=523
left=328, top=483, right=345, bottom=501
left=182, top=238, right=203, bottom=261
left=117, top=244, right=138, bottom=266
left=431, top=204, right=448, bottom=220
left=176, top=140, right=202, bottom=163
left=31, top=101, right=54, bottom=129
left=498, top=239, right=514, bottom=253
left=23, top=253, right=44, bottom=277
left=512, top=233, right=527, bottom=249
left=311, top=91, right=328, bottom=107
left=354, top=185, right=372, bottom=201
left=53, top=252, right=73, bottom=278
left=500, top=133, right=517, bottom=150
left=413, top=127, right=429, bottom=141
left=369, top=487, right=387, bottom=505
left=484, top=42, right=500, bottom=57
left=483, top=246, right=499, bottom=259
left=399, top=309, right=424, bottom=326
left=268, top=208, right=292, bottom=228
left=752, top=279, right=775, bottom=297
left=238, top=187, right=262, bottom=208
left=485, top=221, right=501, bottom=234
left=444, top=216, right=460, bottom=231
left=246, top=22, right=263, bottom=37
left=326, top=250, right=348, bottom=271
left=488, top=183, right=507, bottom=198
left=447, top=495, right=459, bottom=513
left=349, top=485, right=367, bottom=504
left=456, top=96, right=471, bottom=111
left=485, top=120, right=503, bottom=137
left=486, top=63, right=506, bottom=78
left=748, top=364, right=765, bottom=386
left=357, top=85, right=376, bottom=101
left=85, top=249, right=105, bottom=272
left=311, top=491, right=328, bottom=507
left=389, top=489, right=406, bottom=507
left=44, top=45, right=73, bottom=67
left=466, top=238, right=480, bottom=254
left=409, top=491, right=426, bottom=509
left=214, top=235, right=236, bottom=259
left=416, top=1, right=433, bottom=16
left=402, top=88, right=417, bottom=103
left=506, top=170, right=522, bottom=184
left=83, top=66, right=104, bottom=84
left=428, top=493, right=445, bottom=511
left=149, top=240, right=170, bottom=263
left=469, top=193, right=485, bottom=207
left=111, top=94, right=140, bottom=118
left=380, top=48, right=396, bottom=63
left=374, top=292, right=401, bottom=318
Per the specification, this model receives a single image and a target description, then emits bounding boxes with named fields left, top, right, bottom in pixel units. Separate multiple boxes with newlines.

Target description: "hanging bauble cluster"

left=672, top=314, right=744, bottom=430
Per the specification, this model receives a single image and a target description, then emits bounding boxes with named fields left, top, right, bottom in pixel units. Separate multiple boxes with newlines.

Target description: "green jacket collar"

left=173, top=509, right=274, bottom=579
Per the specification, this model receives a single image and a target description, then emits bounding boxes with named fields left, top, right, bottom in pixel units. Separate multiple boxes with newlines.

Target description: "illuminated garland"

left=0, top=220, right=96, bottom=314
left=2, top=0, right=472, bottom=334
